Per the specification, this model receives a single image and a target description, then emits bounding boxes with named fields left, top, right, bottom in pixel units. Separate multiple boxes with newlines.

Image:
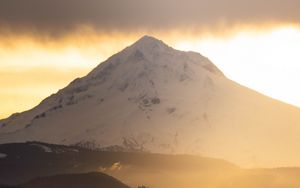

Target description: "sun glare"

left=174, top=26, right=300, bottom=108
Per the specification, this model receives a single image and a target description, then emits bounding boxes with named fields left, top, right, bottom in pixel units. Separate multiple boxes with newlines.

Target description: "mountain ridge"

left=1, top=36, right=300, bottom=167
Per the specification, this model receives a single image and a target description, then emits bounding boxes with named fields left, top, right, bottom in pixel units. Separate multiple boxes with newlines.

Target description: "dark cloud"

left=0, top=0, right=299, bottom=35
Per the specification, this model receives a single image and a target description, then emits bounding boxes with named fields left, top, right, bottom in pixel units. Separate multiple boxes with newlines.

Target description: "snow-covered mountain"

left=1, top=36, right=300, bottom=167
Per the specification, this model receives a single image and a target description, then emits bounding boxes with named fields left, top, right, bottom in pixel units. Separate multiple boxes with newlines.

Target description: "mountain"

left=0, top=35, right=300, bottom=167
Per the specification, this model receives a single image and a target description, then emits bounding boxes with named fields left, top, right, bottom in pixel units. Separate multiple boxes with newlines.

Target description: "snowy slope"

left=1, top=36, right=300, bottom=167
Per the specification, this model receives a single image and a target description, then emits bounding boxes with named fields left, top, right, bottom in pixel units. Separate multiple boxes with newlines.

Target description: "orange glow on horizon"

left=1, top=23, right=300, bottom=118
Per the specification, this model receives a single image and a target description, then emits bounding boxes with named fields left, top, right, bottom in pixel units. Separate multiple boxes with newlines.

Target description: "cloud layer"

left=0, top=0, right=299, bottom=36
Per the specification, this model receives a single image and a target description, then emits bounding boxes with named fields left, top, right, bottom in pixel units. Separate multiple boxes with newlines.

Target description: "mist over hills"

left=1, top=142, right=300, bottom=188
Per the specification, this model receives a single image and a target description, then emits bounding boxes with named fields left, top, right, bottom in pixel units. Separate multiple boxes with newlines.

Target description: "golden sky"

left=1, top=0, right=300, bottom=118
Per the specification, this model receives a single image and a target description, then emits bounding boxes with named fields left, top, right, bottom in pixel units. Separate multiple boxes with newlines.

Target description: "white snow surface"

left=0, top=36, right=300, bottom=167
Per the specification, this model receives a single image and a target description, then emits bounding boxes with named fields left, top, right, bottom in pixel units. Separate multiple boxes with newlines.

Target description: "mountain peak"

left=130, top=35, right=170, bottom=52
left=86, top=35, right=224, bottom=82
left=136, top=35, right=164, bottom=45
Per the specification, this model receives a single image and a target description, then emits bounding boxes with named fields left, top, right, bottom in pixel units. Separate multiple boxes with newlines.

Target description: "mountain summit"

left=1, top=36, right=300, bottom=167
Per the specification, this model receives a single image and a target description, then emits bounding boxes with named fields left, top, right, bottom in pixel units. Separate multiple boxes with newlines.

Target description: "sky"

left=1, top=0, right=300, bottom=118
